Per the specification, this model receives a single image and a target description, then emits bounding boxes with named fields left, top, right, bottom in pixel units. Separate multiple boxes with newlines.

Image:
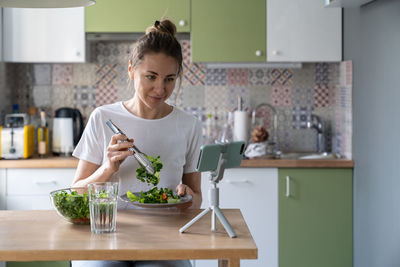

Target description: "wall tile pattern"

left=271, top=86, right=292, bottom=106
left=74, top=85, right=96, bottom=109
left=182, top=40, right=206, bottom=86
left=248, top=68, right=269, bottom=86
left=33, top=64, right=51, bottom=85
left=0, top=63, right=11, bottom=125
left=33, top=85, right=52, bottom=108
left=5, top=40, right=353, bottom=158
left=52, top=64, right=73, bottom=85
left=206, top=69, right=227, bottom=86
left=227, top=69, right=248, bottom=86
left=270, top=69, right=293, bottom=86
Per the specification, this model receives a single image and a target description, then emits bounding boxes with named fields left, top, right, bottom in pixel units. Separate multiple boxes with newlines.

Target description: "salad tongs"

left=106, top=119, right=155, bottom=175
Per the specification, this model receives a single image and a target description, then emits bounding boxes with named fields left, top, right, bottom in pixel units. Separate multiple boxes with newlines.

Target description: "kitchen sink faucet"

left=307, top=115, right=326, bottom=153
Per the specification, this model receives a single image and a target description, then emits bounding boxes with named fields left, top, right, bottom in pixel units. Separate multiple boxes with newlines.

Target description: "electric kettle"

left=52, top=107, right=84, bottom=156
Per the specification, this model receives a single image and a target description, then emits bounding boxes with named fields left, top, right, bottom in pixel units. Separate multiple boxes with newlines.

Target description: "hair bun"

left=146, top=19, right=177, bottom=37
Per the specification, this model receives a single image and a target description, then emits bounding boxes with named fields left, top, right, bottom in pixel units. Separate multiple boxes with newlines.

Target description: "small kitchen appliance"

left=52, top=107, right=83, bottom=156
left=0, top=113, right=34, bottom=159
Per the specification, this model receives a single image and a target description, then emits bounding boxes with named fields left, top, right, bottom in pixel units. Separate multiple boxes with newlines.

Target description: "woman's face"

left=129, top=52, right=179, bottom=110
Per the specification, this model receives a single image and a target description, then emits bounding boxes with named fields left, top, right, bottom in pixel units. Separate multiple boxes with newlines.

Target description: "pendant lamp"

left=0, top=0, right=95, bottom=8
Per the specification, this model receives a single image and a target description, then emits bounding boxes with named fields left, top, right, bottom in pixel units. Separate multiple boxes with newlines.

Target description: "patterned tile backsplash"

left=1, top=40, right=353, bottom=158
left=0, top=63, right=10, bottom=125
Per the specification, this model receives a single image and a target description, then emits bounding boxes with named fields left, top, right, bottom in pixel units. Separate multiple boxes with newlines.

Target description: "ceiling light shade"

left=0, top=0, right=95, bottom=8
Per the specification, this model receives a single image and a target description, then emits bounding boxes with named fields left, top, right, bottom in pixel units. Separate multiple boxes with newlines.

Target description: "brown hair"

left=129, top=19, right=183, bottom=101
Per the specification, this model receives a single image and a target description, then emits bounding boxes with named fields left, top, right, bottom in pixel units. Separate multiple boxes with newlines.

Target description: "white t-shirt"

left=72, top=102, right=202, bottom=209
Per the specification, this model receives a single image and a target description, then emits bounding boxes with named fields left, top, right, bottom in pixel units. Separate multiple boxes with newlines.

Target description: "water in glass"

left=88, top=182, right=118, bottom=234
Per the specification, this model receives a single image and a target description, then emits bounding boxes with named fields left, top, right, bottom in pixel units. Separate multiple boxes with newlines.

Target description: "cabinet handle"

left=35, top=180, right=57, bottom=186
left=255, top=50, right=262, bottom=57
left=286, top=176, right=290, bottom=197
left=272, top=50, right=279, bottom=56
left=179, top=20, right=186, bottom=27
left=224, top=179, right=249, bottom=184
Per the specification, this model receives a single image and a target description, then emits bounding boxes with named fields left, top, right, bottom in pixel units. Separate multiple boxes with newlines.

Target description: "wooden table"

left=0, top=209, right=257, bottom=267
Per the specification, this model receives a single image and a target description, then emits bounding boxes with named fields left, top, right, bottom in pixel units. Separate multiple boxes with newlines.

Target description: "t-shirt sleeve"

left=183, top=119, right=203, bottom=174
left=72, top=109, right=104, bottom=165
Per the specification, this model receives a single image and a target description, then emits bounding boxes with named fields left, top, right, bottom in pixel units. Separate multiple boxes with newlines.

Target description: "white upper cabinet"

left=3, top=7, right=85, bottom=63
left=267, top=0, right=342, bottom=62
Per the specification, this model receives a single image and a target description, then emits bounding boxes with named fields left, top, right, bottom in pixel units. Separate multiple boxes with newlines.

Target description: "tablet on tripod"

left=180, top=141, right=246, bottom=238
left=196, top=142, right=246, bottom=172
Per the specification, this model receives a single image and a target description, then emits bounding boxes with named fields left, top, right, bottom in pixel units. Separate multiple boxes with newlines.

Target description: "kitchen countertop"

left=240, top=156, right=354, bottom=168
left=0, top=209, right=257, bottom=266
left=0, top=156, right=354, bottom=168
left=0, top=156, right=79, bottom=168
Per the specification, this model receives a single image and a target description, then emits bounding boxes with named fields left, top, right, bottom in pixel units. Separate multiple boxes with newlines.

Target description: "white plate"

left=120, top=192, right=192, bottom=208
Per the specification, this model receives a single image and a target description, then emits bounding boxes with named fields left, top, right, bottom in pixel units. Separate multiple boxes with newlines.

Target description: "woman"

left=71, top=19, right=202, bottom=267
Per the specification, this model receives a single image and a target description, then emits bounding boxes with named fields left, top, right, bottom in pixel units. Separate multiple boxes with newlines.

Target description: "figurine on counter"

left=244, top=125, right=270, bottom=159
left=251, top=125, right=269, bottom=143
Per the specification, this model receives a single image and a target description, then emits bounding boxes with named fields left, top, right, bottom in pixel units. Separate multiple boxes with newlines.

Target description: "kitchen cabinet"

left=267, top=0, right=342, bottom=62
left=278, top=168, right=352, bottom=267
left=196, top=167, right=352, bottom=267
left=0, top=170, right=4, bottom=267
left=191, top=0, right=266, bottom=62
left=191, top=0, right=341, bottom=63
left=85, top=0, right=190, bottom=33
left=3, top=8, right=85, bottom=63
left=3, top=168, right=74, bottom=267
left=196, top=168, right=278, bottom=267
left=5, top=168, right=75, bottom=210
left=0, top=170, right=5, bottom=210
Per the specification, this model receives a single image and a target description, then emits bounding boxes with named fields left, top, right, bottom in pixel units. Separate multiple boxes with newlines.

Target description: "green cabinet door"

left=191, top=0, right=266, bottom=62
left=7, top=262, right=69, bottom=267
left=86, top=0, right=190, bottom=33
left=278, top=168, right=353, bottom=267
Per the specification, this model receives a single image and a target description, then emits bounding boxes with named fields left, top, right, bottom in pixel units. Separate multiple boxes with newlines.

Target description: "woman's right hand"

left=106, top=134, right=134, bottom=173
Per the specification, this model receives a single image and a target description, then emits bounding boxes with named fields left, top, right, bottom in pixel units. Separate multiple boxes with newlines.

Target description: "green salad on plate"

left=127, top=187, right=181, bottom=204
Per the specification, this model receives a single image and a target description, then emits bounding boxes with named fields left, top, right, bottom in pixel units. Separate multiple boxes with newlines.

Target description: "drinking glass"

left=88, top=182, right=119, bottom=234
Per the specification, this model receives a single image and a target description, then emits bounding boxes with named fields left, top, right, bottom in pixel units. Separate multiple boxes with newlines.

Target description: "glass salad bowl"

left=50, top=187, right=90, bottom=225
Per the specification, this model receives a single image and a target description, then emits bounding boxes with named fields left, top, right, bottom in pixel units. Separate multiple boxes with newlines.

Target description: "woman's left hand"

left=176, top=184, right=200, bottom=209
left=176, top=183, right=194, bottom=197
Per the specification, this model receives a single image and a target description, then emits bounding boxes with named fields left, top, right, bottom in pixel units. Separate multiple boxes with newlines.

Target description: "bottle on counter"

left=12, top=104, right=19, bottom=114
left=28, top=107, right=40, bottom=127
left=37, top=111, right=49, bottom=158
left=204, top=113, right=213, bottom=144
left=211, top=106, right=222, bottom=143
left=218, top=111, right=234, bottom=144
left=203, top=107, right=222, bottom=144
left=28, top=107, right=40, bottom=155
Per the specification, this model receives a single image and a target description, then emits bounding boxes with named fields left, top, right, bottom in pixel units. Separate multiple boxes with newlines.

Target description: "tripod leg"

left=214, top=207, right=237, bottom=238
left=179, top=207, right=211, bottom=233
left=211, top=209, right=216, bottom=231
